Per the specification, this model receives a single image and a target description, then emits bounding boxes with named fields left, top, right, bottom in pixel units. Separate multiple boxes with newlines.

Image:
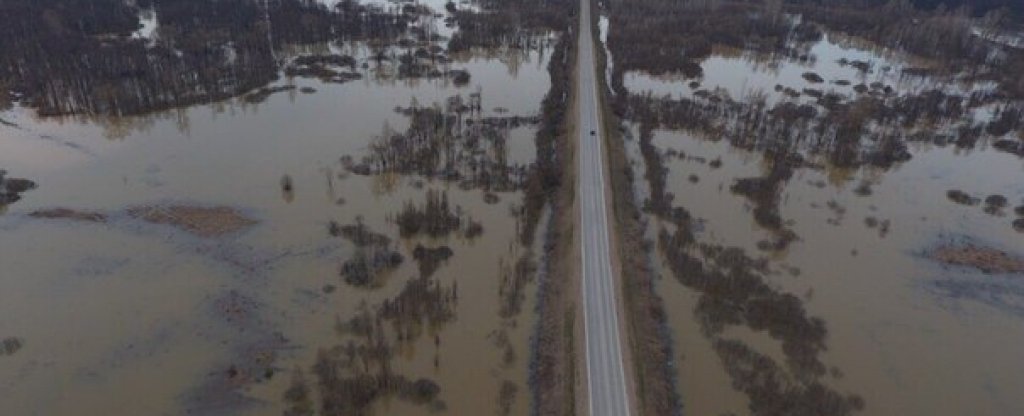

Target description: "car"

left=590, top=130, right=596, bottom=135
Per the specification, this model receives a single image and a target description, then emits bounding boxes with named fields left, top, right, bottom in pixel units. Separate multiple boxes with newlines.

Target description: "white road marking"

left=578, top=0, right=632, bottom=413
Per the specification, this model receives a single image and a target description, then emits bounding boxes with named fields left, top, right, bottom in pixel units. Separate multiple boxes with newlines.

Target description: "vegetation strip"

left=591, top=2, right=681, bottom=414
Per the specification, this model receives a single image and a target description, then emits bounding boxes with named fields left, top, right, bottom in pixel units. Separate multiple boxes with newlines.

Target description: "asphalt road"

left=577, top=0, right=633, bottom=414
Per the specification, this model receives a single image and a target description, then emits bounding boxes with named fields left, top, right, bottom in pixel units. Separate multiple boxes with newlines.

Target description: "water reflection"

left=0, top=0, right=561, bottom=414
left=0, top=0, right=486, bottom=120
left=606, top=1, right=1024, bottom=414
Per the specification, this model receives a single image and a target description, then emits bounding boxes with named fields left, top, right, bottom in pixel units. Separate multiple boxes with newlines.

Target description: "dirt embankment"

left=591, top=2, right=680, bottom=414
left=531, top=16, right=581, bottom=416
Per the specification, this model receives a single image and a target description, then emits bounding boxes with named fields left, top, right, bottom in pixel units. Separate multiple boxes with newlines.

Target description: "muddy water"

left=0, top=22, right=552, bottom=416
left=625, top=32, right=995, bottom=106
left=610, top=21, right=1024, bottom=416
left=637, top=128, right=1024, bottom=415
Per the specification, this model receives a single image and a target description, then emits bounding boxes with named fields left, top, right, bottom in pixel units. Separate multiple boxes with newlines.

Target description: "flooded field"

left=629, top=127, right=1024, bottom=415
left=603, top=2, right=1024, bottom=415
left=0, top=0, right=570, bottom=414
left=4, top=0, right=1023, bottom=414
left=624, top=32, right=997, bottom=107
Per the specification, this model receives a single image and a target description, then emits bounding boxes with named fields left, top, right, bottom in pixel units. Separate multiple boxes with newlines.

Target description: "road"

left=577, top=0, right=633, bottom=414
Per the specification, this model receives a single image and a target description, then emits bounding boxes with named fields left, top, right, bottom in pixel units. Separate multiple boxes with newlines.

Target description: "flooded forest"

left=598, top=0, right=1024, bottom=415
left=0, top=0, right=572, bottom=414
left=3, top=0, right=1024, bottom=415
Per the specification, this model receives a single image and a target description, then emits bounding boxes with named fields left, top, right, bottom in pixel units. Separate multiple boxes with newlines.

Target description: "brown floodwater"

left=607, top=15, right=1024, bottom=416
left=625, top=36, right=996, bottom=108
left=0, top=8, right=554, bottom=413
left=634, top=128, right=1024, bottom=415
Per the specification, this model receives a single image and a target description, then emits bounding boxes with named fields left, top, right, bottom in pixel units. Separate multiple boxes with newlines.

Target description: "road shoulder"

left=590, top=0, right=681, bottom=413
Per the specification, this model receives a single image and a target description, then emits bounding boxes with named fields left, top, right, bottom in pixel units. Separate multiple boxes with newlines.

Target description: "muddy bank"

left=24, top=203, right=259, bottom=241
left=28, top=208, right=107, bottom=222
left=929, top=243, right=1024, bottom=274
left=127, top=205, right=257, bottom=238
left=26, top=204, right=258, bottom=237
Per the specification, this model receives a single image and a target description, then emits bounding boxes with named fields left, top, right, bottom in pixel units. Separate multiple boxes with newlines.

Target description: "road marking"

left=578, top=0, right=632, bottom=413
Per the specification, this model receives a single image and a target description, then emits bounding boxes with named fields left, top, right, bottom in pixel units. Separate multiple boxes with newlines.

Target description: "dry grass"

left=128, top=205, right=257, bottom=237
left=931, top=244, right=1024, bottom=274
left=29, top=208, right=107, bottom=222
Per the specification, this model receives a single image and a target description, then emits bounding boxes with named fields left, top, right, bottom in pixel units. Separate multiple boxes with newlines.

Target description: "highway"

left=577, top=0, right=633, bottom=414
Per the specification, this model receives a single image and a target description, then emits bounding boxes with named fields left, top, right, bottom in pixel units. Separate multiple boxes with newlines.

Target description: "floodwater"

left=625, top=32, right=996, bottom=107
left=609, top=18, right=1024, bottom=416
left=0, top=2, right=554, bottom=414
